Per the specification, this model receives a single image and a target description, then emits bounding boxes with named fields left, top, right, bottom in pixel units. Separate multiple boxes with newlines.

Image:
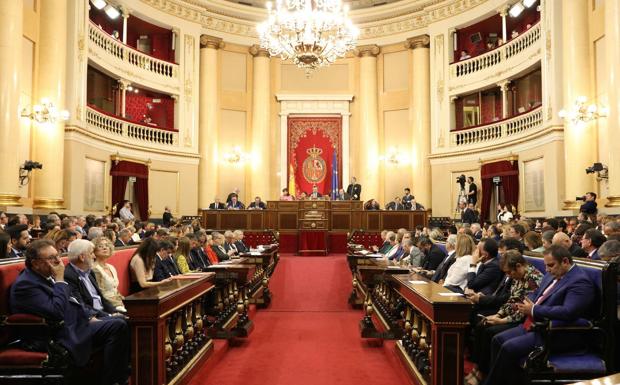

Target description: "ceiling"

left=223, top=0, right=404, bottom=10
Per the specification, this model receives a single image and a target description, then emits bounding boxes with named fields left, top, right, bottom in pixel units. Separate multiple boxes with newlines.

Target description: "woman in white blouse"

left=442, top=234, right=476, bottom=293
left=91, top=237, right=127, bottom=313
left=497, top=203, right=514, bottom=222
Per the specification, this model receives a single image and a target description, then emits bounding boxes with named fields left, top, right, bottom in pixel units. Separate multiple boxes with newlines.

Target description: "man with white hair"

left=88, top=226, right=104, bottom=240
left=64, top=239, right=119, bottom=318
left=430, top=234, right=458, bottom=282
left=233, top=230, right=249, bottom=253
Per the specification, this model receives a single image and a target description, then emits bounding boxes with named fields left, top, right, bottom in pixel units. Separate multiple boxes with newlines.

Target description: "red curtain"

left=110, top=161, right=149, bottom=220
left=481, top=160, right=519, bottom=221
left=287, top=117, right=342, bottom=196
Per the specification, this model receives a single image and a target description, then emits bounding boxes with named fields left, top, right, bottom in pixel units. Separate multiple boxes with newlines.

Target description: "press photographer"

left=577, top=192, right=597, bottom=215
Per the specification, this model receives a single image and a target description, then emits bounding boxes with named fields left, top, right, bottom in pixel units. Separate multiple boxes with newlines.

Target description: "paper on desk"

left=408, top=280, right=428, bottom=285
left=358, top=250, right=370, bottom=255
left=250, top=251, right=262, bottom=255
left=387, top=266, right=402, bottom=269
left=366, top=253, right=383, bottom=258
left=438, top=292, right=464, bottom=297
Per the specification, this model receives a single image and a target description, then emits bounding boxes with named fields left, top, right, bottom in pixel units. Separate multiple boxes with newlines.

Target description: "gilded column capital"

left=171, top=27, right=180, bottom=36
left=117, top=79, right=131, bottom=90
left=497, top=80, right=511, bottom=91
left=200, top=35, right=224, bottom=49
left=120, top=6, right=131, bottom=18
left=356, top=45, right=381, bottom=57
left=497, top=5, right=509, bottom=17
left=449, top=95, right=459, bottom=103
left=405, top=35, right=430, bottom=49
left=249, top=44, right=270, bottom=58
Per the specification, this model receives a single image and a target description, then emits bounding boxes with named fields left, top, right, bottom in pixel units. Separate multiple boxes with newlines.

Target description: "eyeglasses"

left=37, top=254, right=61, bottom=261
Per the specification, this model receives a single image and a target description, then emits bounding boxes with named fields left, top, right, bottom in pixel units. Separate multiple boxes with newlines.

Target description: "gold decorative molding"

left=200, top=35, right=224, bottom=49
left=405, top=34, right=430, bottom=49
left=562, top=200, right=580, bottom=211
left=111, top=153, right=152, bottom=167
left=605, top=196, right=620, bottom=207
left=249, top=44, right=269, bottom=58
left=0, top=194, right=23, bottom=207
left=478, top=153, right=518, bottom=165
left=33, top=198, right=65, bottom=210
left=356, top=44, right=381, bottom=57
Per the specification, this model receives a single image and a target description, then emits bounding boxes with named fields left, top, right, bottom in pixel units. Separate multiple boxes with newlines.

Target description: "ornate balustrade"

left=88, top=22, right=178, bottom=80
left=86, top=106, right=178, bottom=147
left=450, top=106, right=542, bottom=147
left=450, top=23, right=541, bottom=79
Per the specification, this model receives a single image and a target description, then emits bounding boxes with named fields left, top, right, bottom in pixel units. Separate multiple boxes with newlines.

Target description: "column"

left=249, top=45, right=271, bottom=200
left=499, top=6, right=508, bottom=43
left=448, top=28, right=456, bottom=62
left=198, top=35, right=223, bottom=209
left=121, top=6, right=129, bottom=45
left=498, top=80, right=510, bottom=118
left=606, top=0, right=620, bottom=207
left=357, top=45, right=381, bottom=202
left=561, top=0, right=595, bottom=210
left=33, top=0, right=68, bottom=210
left=406, top=35, right=432, bottom=209
left=118, top=79, right=130, bottom=118
left=0, top=0, right=23, bottom=206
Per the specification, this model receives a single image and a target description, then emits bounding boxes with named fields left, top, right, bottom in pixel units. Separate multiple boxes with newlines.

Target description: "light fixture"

left=126, top=85, right=133, bottom=91
left=257, top=0, right=359, bottom=75
left=90, top=0, right=107, bottom=10
left=559, top=96, right=608, bottom=126
left=222, top=147, right=252, bottom=164
left=523, top=0, right=536, bottom=8
left=21, top=99, right=70, bottom=124
left=104, top=4, right=120, bottom=19
left=509, top=2, right=524, bottom=17
left=378, top=147, right=410, bottom=165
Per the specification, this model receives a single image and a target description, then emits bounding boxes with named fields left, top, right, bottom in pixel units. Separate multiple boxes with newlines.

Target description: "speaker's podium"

left=298, top=200, right=329, bottom=255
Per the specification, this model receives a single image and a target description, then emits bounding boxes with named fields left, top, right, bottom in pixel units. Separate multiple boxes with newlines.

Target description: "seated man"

left=209, top=197, right=226, bottom=210
left=385, top=196, right=405, bottom=210
left=482, top=245, right=599, bottom=385
left=371, top=230, right=390, bottom=253
left=417, top=237, right=447, bottom=271
left=210, top=232, right=230, bottom=262
left=10, top=240, right=129, bottom=385
left=223, top=231, right=239, bottom=256
left=580, top=228, right=606, bottom=260
left=409, top=198, right=425, bottom=211
left=248, top=196, right=267, bottom=210
left=309, top=185, right=322, bottom=199
left=382, top=232, right=404, bottom=261
left=465, top=238, right=503, bottom=296
left=233, top=230, right=249, bottom=253
left=6, top=224, right=30, bottom=258
left=364, top=199, right=381, bottom=210
left=227, top=195, right=245, bottom=210
left=187, top=233, right=209, bottom=270
left=114, top=228, right=133, bottom=247
left=552, top=231, right=588, bottom=258
left=428, top=234, right=457, bottom=282
left=153, top=240, right=181, bottom=281
left=335, top=188, right=350, bottom=200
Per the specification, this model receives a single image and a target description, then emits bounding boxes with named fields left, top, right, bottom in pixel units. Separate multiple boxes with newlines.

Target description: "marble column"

left=357, top=45, right=381, bottom=202
left=249, top=45, right=271, bottom=200
left=561, top=0, right=595, bottom=210
left=33, top=0, right=68, bottom=210
left=605, top=0, right=620, bottom=207
left=121, top=6, right=129, bottom=45
left=0, top=0, right=23, bottom=206
left=198, top=35, right=223, bottom=209
left=499, top=6, right=508, bottom=43
left=118, top=79, right=130, bottom=118
left=499, top=80, right=510, bottom=118
left=406, top=35, right=431, bottom=209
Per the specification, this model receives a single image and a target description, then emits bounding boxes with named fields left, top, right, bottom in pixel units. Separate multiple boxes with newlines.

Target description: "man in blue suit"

left=153, top=240, right=181, bottom=281
left=466, top=238, right=503, bottom=295
left=482, top=245, right=598, bottom=385
left=10, top=239, right=129, bottom=385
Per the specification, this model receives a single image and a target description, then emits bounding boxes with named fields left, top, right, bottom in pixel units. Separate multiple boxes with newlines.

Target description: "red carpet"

left=188, top=254, right=413, bottom=385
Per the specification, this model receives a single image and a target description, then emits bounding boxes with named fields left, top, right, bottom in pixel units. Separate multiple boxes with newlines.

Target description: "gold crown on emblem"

left=306, top=146, right=323, bottom=157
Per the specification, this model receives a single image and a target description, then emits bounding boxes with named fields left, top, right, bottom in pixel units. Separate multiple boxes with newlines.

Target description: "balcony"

left=88, top=22, right=179, bottom=93
left=449, top=23, right=541, bottom=93
left=450, top=106, right=543, bottom=147
left=85, top=106, right=178, bottom=148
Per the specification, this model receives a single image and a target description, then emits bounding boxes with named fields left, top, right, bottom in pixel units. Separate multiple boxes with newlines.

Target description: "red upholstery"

left=0, top=262, right=26, bottom=315
left=349, top=231, right=382, bottom=249
left=106, top=247, right=137, bottom=297
left=242, top=232, right=278, bottom=249
left=0, top=348, right=48, bottom=366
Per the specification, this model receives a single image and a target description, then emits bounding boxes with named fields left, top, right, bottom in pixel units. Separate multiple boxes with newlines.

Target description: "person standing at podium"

left=346, top=177, right=362, bottom=200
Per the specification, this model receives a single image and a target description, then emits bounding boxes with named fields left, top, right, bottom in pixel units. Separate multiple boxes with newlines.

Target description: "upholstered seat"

left=547, top=353, right=606, bottom=374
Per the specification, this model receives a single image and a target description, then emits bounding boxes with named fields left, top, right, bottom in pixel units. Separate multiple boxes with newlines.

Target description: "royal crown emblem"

left=302, top=146, right=327, bottom=184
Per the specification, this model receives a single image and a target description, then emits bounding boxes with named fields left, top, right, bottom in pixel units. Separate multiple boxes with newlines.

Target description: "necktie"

left=522, top=278, right=559, bottom=331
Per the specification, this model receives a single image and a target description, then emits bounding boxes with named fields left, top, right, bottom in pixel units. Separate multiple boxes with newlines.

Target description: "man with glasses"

left=10, top=239, right=130, bottom=385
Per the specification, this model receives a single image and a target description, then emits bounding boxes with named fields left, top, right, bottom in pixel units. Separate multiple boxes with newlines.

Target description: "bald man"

left=552, top=232, right=588, bottom=258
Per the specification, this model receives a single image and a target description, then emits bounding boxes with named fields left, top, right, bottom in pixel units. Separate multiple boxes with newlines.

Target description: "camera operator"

left=467, top=176, right=477, bottom=206
left=578, top=192, right=597, bottom=215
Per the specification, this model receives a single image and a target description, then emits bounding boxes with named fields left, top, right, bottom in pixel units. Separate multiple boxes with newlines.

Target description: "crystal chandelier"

left=20, top=98, right=70, bottom=124
left=257, top=0, right=359, bottom=74
left=559, top=96, right=608, bottom=126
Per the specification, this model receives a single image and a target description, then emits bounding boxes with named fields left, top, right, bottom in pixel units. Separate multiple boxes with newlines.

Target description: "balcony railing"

left=451, top=23, right=541, bottom=78
left=451, top=107, right=542, bottom=147
left=88, top=22, right=178, bottom=79
left=86, top=106, right=178, bottom=147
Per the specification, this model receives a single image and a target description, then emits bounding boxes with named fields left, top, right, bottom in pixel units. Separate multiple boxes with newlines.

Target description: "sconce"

left=559, top=96, right=608, bottom=126
left=222, top=147, right=252, bottom=164
left=19, top=160, right=43, bottom=186
left=21, top=98, right=70, bottom=124
left=379, top=147, right=410, bottom=165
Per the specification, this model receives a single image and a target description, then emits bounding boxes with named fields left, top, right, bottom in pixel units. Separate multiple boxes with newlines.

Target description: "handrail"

left=450, top=23, right=541, bottom=79
left=85, top=106, right=178, bottom=146
left=87, top=104, right=177, bottom=132
left=450, top=106, right=542, bottom=147
left=88, top=21, right=178, bottom=79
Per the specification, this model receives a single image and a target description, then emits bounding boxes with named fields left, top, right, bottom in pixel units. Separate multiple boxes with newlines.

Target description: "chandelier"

left=558, top=96, right=608, bottom=126
left=257, top=0, right=359, bottom=74
left=21, top=98, right=70, bottom=124
left=223, top=147, right=252, bottom=164
left=379, top=147, right=410, bottom=165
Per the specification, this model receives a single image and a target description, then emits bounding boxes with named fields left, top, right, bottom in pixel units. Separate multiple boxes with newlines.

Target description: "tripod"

left=454, top=184, right=467, bottom=219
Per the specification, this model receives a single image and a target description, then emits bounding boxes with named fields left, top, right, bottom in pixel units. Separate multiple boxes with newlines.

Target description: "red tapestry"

left=287, top=117, right=342, bottom=196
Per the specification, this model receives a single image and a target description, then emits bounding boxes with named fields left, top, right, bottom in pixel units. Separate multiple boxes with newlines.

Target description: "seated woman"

left=442, top=234, right=475, bottom=293
left=129, top=237, right=172, bottom=292
left=467, top=250, right=543, bottom=385
left=53, top=229, right=78, bottom=253
left=175, top=236, right=196, bottom=273
left=204, top=234, right=219, bottom=265
left=280, top=187, right=294, bottom=201
left=364, top=199, right=381, bottom=210
left=210, top=232, right=230, bottom=262
left=524, top=231, right=544, bottom=253
left=91, top=237, right=127, bottom=313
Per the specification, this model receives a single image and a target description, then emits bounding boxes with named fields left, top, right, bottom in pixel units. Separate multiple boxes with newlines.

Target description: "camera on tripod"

left=456, top=174, right=466, bottom=189
left=23, top=160, right=43, bottom=171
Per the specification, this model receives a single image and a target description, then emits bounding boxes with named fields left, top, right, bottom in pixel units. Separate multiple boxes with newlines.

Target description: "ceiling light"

left=509, top=2, right=524, bottom=17
left=91, top=0, right=107, bottom=9
left=523, top=0, right=536, bottom=8
left=104, top=5, right=120, bottom=19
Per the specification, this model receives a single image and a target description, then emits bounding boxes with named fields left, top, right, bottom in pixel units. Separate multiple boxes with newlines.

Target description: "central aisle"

left=188, top=255, right=412, bottom=385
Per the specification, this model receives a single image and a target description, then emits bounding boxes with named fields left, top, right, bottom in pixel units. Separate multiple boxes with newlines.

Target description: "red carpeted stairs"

left=188, top=254, right=413, bottom=385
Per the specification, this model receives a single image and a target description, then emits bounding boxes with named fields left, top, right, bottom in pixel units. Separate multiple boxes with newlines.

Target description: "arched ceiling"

left=220, top=0, right=405, bottom=10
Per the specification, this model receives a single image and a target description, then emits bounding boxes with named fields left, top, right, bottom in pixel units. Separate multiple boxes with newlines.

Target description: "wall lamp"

left=559, top=96, right=608, bottom=126
left=379, top=147, right=410, bottom=165
left=222, top=147, right=252, bottom=164
left=20, top=98, right=70, bottom=124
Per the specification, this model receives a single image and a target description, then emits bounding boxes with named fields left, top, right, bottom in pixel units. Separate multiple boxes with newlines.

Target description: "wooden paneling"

left=366, top=212, right=381, bottom=231
left=249, top=212, right=263, bottom=229
left=278, top=212, right=298, bottom=230
left=331, top=212, right=351, bottom=230
left=382, top=212, right=411, bottom=230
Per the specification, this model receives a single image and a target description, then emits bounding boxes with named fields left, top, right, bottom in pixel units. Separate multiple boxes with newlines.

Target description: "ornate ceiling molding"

left=140, top=0, right=490, bottom=41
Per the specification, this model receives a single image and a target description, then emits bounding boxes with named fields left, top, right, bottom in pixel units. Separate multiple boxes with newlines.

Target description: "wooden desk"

left=124, top=273, right=216, bottom=385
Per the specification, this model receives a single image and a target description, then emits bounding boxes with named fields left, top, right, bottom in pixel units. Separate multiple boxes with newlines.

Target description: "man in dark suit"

left=402, top=188, right=414, bottom=210
left=580, top=228, right=605, bottom=260
left=417, top=237, right=447, bottom=271
left=114, top=228, right=133, bottom=248
left=10, top=240, right=129, bottom=385
left=223, top=231, right=239, bottom=256
left=248, top=196, right=267, bottom=210
left=385, top=196, right=405, bottom=210
left=187, top=233, right=209, bottom=270
left=226, top=188, right=240, bottom=204
left=162, top=206, right=173, bottom=227
left=6, top=224, right=30, bottom=258
left=483, top=245, right=599, bottom=385
left=209, top=198, right=226, bottom=210
left=227, top=196, right=245, bottom=210
left=430, top=234, right=457, bottom=282
left=579, top=192, right=597, bottom=215
left=309, top=185, right=322, bottom=199
left=233, top=230, right=249, bottom=253
left=335, top=188, right=350, bottom=200
left=346, top=177, right=362, bottom=200
left=460, top=201, right=476, bottom=224
left=466, top=238, right=503, bottom=295
left=153, top=240, right=181, bottom=281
